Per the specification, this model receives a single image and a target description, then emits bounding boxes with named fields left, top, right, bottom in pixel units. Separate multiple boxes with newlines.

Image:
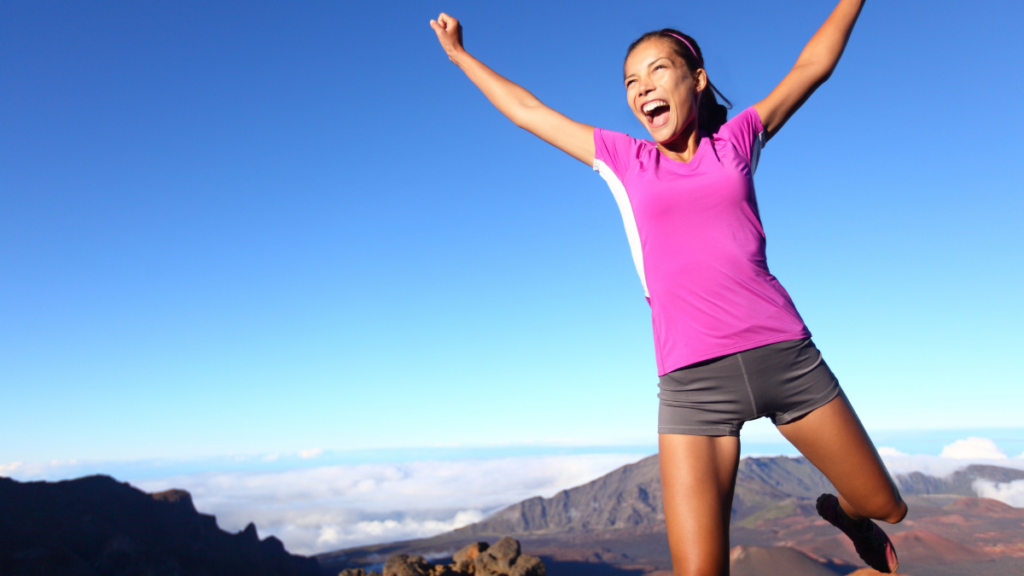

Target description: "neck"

left=657, top=118, right=701, bottom=163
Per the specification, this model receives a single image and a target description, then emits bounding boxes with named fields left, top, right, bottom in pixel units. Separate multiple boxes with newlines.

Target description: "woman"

left=430, top=1, right=907, bottom=574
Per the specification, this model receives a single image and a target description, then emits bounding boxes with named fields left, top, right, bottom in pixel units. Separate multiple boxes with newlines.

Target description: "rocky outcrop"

left=0, top=475, right=320, bottom=576
left=338, top=538, right=544, bottom=576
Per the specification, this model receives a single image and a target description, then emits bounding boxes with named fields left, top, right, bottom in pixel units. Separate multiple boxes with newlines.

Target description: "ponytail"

left=698, top=78, right=730, bottom=136
left=625, top=29, right=732, bottom=135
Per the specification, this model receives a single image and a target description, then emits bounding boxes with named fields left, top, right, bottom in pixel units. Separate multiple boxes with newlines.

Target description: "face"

left=623, top=38, right=707, bottom=144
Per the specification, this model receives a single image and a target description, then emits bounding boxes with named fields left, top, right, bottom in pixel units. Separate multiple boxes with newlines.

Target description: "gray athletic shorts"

left=658, top=338, right=841, bottom=437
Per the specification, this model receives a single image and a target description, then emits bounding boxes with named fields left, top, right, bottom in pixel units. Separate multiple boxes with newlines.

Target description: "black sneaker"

left=816, top=493, right=899, bottom=573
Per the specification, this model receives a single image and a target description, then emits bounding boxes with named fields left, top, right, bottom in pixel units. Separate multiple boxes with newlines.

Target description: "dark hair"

left=625, top=29, right=732, bottom=135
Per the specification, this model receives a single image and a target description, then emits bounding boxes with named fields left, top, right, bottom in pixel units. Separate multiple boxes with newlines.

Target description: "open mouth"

left=642, top=100, right=670, bottom=128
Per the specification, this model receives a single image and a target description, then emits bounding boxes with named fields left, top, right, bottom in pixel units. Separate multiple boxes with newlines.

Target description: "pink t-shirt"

left=594, top=107, right=810, bottom=376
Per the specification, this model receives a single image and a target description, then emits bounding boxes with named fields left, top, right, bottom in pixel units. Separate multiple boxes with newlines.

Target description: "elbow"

left=507, top=101, right=543, bottom=129
left=794, top=60, right=835, bottom=86
left=810, top=65, right=835, bottom=86
left=508, top=112, right=529, bottom=130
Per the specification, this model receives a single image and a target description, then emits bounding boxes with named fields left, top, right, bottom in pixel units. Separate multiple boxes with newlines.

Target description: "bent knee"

left=853, top=495, right=907, bottom=524
left=868, top=498, right=907, bottom=524
left=881, top=499, right=908, bottom=524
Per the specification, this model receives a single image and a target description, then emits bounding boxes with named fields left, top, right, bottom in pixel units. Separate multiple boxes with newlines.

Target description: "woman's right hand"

left=430, top=13, right=465, bottom=62
left=427, top=12, right=594, bottom=166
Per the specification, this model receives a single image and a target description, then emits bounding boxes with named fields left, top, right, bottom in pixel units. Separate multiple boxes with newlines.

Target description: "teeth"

left=643, top=100, right=668, bottom=114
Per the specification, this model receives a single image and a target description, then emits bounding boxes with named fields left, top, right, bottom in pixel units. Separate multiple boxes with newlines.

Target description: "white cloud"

left=879, top=436, right=1024, bottom=476
left=0, top=460, right=86, bottom=478
left=973, top=479, right=1024, bottom=507
left=298, top=448, right=323, bottom=459
left=939, top=437, right=1007, bottom=460
left=133, top=453, right=642, bottom=556
left=277, top=509, right=489, bottom=554
left=0, top=461, right=23, bottom=475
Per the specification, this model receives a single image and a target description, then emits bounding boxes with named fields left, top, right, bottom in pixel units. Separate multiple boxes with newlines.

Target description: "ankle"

left=837, top=503, right=872, bottom=531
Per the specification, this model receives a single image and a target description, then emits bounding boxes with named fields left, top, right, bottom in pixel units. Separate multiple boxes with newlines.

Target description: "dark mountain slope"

left=0, top=475, right=320, bottom=576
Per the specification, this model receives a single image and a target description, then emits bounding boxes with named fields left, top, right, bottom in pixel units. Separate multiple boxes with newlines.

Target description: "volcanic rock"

left=385, top=554, right=433, bottom=576
left=374, top=539, right=543, bottom=576
left=453, top=541, right=488, bottom=572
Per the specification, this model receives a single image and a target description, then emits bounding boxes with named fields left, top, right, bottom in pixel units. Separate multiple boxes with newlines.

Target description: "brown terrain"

left=318, top=457, right=1024, bottom=576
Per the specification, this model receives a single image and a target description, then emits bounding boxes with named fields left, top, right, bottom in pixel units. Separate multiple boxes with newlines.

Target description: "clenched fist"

left=429, top=13, right=464, bottom=61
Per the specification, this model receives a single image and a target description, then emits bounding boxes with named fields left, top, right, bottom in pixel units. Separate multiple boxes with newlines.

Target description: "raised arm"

left=430, top=13, right=595, bottom=166
left=753, top=0, right=865, bottom=140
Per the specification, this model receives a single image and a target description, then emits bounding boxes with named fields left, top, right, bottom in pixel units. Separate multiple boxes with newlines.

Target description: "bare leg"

left=776, top=391, right=907, bottom=523
left=659, top=434, right=740, bottom=576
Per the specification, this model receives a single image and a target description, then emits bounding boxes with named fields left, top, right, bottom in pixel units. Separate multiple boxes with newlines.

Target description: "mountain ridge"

left=451, top=457, right=1024, bottom=537
left=318, top=456, right=1024, bottom=576
left=0, top=474, right=320, bottom=576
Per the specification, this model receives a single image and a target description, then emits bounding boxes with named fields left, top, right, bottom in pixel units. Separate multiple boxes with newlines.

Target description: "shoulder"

left=593, top=128, right=656, bottom=176
left=714, top=107, right=765, bottom=144
left=594, top=127, right=651, bottom=151
left=711, top=108, right=767, bottom=171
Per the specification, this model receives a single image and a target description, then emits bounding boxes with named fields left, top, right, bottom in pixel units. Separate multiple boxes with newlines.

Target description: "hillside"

left=446, top=455, right=840, bottom=536
left=0, top=475, right=320, bottom=576
left=319, top=456, right=1024, bottom=576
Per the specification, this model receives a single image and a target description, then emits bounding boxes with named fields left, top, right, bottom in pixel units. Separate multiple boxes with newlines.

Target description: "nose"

left=636, top=76, right=655, bottom=97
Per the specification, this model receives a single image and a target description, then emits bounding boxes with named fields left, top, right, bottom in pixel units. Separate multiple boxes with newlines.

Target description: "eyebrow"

left=624, top=57, right=673, bottom=82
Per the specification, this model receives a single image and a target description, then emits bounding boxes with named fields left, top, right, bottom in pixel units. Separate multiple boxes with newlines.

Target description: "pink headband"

left=664, top=32, right=702, bottom=67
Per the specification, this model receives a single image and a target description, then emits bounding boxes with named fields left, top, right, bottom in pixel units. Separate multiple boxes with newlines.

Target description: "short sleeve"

left=716, top=107, right=768, bottom=174
left=593, top=127, right=639, bottom=179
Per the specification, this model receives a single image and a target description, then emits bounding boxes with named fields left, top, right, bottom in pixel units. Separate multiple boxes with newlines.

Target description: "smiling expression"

left=624, top=38, right=707, bottom=146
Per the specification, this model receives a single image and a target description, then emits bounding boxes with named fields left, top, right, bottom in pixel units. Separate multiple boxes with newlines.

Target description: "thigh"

left=658, top=354, right=755, bottom=437
left=741, top=338, right=840, bottom=426
left=776, top=391, right=906, bottom=522
left=659, top=434, right=740, bottom=576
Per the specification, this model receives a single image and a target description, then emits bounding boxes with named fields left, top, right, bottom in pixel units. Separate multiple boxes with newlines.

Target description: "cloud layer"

left=973, top=479, right=1024, bottom=507
left=10, top=436, right=1024, bottom=557
left=133, top=453, right=642, bottom=555
left=873, top=434, right=1024, bottom=478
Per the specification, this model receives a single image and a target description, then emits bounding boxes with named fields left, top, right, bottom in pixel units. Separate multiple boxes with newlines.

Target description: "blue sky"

left=3, top=0, right=1023, bottom=470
